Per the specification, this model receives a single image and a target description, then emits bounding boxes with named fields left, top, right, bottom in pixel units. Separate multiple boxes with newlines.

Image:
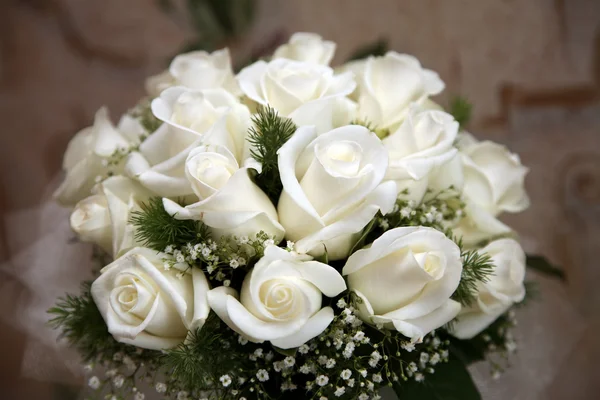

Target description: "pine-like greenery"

left=350, top=118, right=390, bottom=139
left=247, top=106, right=297, bottom=204
left=130, top=197, right=210, bottom=252
left=48, top=282, right=159, bottom=363
left=452, top=246, right=495, bottom=306
left=449, top=96, right=473, bottom=128
left=131, top=99, right=162, bottom=134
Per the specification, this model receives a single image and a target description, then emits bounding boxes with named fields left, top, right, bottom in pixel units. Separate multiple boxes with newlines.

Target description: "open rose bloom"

left=48, top=32, right=547, bottom=400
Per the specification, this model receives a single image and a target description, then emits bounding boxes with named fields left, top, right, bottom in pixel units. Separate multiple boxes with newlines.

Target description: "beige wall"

left=1, top=0, right=599, bottom=398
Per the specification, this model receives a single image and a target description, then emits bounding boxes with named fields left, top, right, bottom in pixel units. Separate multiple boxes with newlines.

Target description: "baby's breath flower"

left=256, top=369, right=269, bottom=382
left=340, top=369, right=352, bottom=380
left=88, top=376, right=100, bottom=390
left=299, top=364, right=312, bottom=374
left=372, top=373, right=383, bottom=383
left=284, top=356, right=296, bottom=367
left=176, top=391, right=188, bottom=400
left=325, top=358, right=336, bottom=369
left=155, top=382, right=167, bottom=393
left=112, top=375, right=124, bottom=388
left=401, top=341, right=415, bottom=352
left=358, top=394, right=369, bottom=400
left=336, top=299, right=347, bottom=309
left=220, top=374, right=232, bottom=387
left=334, top=387, right=346, bottom=397
left=415, top=373, right=425, bottom=382
left=298, top=344, right=310, bottom=354
left=315, top=375, right=329, bottom=387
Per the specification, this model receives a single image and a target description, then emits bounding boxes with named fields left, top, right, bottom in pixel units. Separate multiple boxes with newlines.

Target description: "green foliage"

left=449, top=96, right=473, bottom=128
left=393, top=353, right=481, bottom=400
left=351, top=118, right=391, bottom=139
left=526, top=254, right=566, bottom=280
left=162, top=314, right=248, bottom=396
left=47, top=282, right=147, bottom=363
left=130, top=197, right=210, bottom=252
left=347, top=38, right=389, bottom=61
left=160, top=0, right=255, bottom=54
left=247, top=106, right=298, bottom=203
left=131, top=99, right=162, bottom=134
left=452, top=248, right=495, bottom=307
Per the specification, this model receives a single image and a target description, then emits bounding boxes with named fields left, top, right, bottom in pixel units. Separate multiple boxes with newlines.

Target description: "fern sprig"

left=247, top=106, right=297, bottom=203
left=48, top=282, right=134, bottom=362
left=452, top=248, right=495, bottom=306
left=129, top=197, right=209, bottom=252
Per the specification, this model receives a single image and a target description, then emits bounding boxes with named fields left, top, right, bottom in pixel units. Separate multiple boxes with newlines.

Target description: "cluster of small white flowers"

left=162, top=231, right=275, bottom=283
left=378, top=194, right=465, bottom=234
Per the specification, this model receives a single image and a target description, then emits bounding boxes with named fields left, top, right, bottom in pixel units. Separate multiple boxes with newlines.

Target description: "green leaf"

left=349, top=217, right=377, bottom=254
left=272, top=346, right=297, bottom=357
left=347, top=38, right=388, bottom=61
left=393, top=354, right=481, bottom=400
left=449, top=96, right=473, bottom=127
left=448, top=339, right=486, bottom=365
left=526, top=254, right=566, bottom=280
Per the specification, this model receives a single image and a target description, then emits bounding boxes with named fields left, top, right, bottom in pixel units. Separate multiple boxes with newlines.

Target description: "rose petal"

left=270, top=307, right=335, bottom=349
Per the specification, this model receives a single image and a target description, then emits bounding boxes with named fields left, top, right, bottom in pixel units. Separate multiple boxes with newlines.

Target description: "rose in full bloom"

left=453, top=134, right=530, bottom=245
left=382, top=106, right=459, bottom=201
left=237, top=58, right=356, bottom=132
left=160, top=99, right=284, bottom=241
left=459, top=135, right=530, bottom=216
left=451, top=239, right=526, bottom=339
left=350, top=51, right=444, bottom=130
left=126, top=87, right=250, bottom=197
left=207, top=245, right=346, bottom=349
left=54, top=107, right=145, bottom=206
left=70, top=176, right=152, bottom=258
left=277, top=125, right=397, bottom=260
left=145, top=48, right=239, bottom=97
left=342, top=227, right=462, bottom=341
left=91, top=247, right=210, bottom=350
left=273, top=32, right=336, bottom=65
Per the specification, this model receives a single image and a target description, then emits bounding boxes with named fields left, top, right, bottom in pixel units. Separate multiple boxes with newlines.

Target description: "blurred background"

left=1, top=0, right=599, bottom=399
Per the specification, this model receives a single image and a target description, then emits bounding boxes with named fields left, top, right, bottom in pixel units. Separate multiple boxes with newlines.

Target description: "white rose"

left=91, top=247, right=210, bottom=350
left=163, top=145, right=284, bottom=241
left=277, top=125, right=397, bottom=260
left=342, top=227, right=462, bottom=341
left=237, top=58, right=356, bottom=132
left=159, top=97, right=283, bottom=241
left=54, top=107, right=144, bottom=206
left=459, top=138, right=530, bottom=215
left=451, top=238, right=526, bottom=339
left=70, top=176, right=152, bottom=258
left=453, top=203, right=513, bottom=247
left=145, top=48, right=240, bottom=97
left=207, top=245, right=346, bottom=349
left=273, top=32, right=336, bottom=65
left=353, top=51, right=444, bottom=130
left=126, top=87, right=250, bottom=197
left=383, top=106, right=459, bottom=201
left=70, top=194, right=112, bottom=254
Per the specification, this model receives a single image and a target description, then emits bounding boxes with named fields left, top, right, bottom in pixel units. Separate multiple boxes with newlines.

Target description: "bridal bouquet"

left=49, top=33, right=550, bottom=400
